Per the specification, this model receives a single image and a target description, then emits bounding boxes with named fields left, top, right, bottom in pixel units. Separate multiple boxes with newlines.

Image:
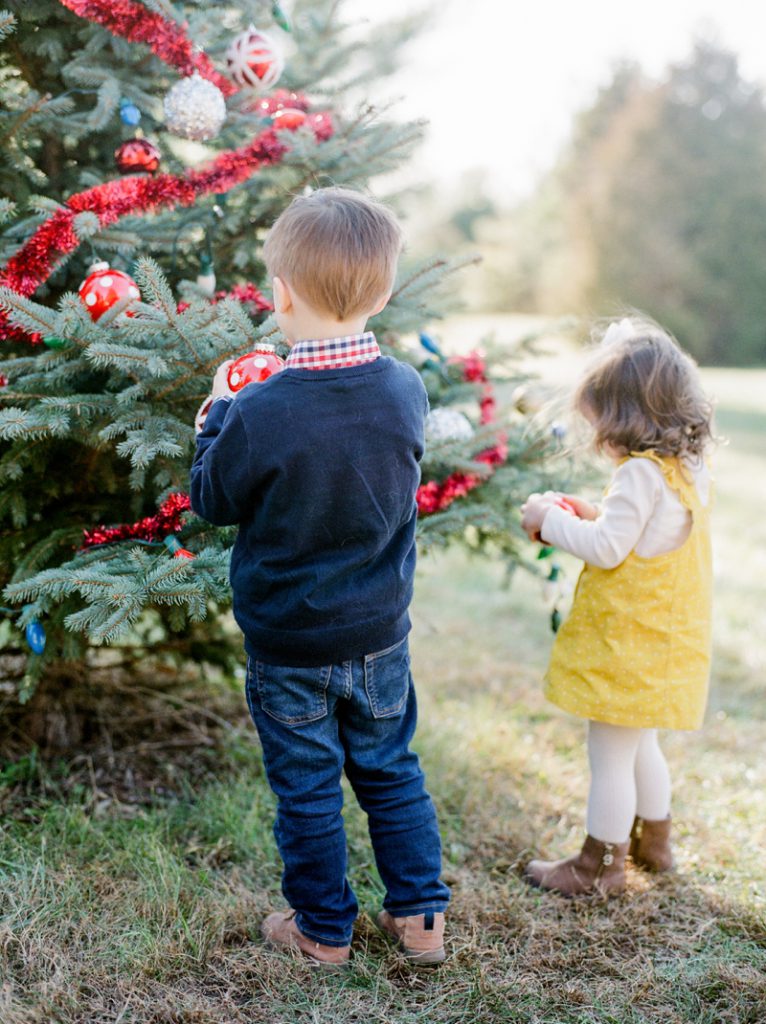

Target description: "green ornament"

left=537, top=545, right=555, bottom=560
left=43, top=336, right=68, bottom=349
left=551, top=608, right=562, bottom=633
left=271, top=0, right=291, bottom=32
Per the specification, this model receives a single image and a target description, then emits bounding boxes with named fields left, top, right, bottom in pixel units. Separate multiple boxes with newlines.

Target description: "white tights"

left=586, top=721, right=672, bottom=844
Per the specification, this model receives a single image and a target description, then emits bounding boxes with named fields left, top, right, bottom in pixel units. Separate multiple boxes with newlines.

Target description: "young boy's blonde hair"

left=575, top=317, right=714, bottom=459
left=263, top=187, right=403, bottom=321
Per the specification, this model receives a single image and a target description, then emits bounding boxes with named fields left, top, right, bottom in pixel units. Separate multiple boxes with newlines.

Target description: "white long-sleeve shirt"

left=540, top=457, right=711, bottom=569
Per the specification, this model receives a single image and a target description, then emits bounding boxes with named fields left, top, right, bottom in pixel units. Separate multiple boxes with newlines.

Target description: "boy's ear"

left=272, top=276, right=293, bottom=314
left=370, top=290, right=392, bottom=317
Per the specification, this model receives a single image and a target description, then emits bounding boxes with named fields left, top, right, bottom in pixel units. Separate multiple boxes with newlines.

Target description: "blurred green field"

left=0, top=362, right=764, bottom=1023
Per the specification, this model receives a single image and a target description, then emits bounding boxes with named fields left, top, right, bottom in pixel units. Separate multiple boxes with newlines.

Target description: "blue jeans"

left=244, top=636, right=450, bottom=947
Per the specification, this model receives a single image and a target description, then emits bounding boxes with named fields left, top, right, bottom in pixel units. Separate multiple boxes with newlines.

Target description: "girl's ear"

left=272, top=276, right=293, bottom=314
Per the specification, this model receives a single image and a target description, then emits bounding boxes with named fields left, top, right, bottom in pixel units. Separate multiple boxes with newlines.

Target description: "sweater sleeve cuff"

left=540, top=504, right=569, bottom=546
left=207, top=397, right=232, bottom=425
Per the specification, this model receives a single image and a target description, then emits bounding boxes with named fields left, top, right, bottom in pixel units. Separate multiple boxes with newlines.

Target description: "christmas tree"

left=0, top=0, right=562, bottom=708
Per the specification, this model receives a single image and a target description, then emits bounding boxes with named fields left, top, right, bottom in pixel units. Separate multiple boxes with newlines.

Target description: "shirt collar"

left=284, top=331, right=381, bottom=370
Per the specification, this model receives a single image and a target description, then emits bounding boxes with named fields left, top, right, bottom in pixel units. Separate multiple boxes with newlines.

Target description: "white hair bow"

left=601, top=317, right=635, bottom=346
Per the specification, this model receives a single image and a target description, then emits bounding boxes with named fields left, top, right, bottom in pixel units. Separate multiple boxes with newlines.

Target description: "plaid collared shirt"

left=284, top=331, right=381, bottom=370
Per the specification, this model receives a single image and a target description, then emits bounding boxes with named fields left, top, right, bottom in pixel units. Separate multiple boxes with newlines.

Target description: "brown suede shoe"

left=525, top=834, right=629, bottom=896
left=630, top=815, right=674, bottom=872
left=376, top=910, right=446, bottom=965
left=261, top=909, right=350, bottom=968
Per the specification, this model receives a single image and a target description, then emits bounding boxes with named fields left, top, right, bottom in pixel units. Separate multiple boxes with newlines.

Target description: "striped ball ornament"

left=226, top=25, right=284, bottom=90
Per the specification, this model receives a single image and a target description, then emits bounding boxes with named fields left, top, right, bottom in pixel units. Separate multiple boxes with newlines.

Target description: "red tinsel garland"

left=0, top=116, right=341, bottom=343
left=416, top=353, right=508, bottom=517
left=57, top=0, right=237, bottom=96
left=83, top=353, right=506, bottom=545
left=217, top=282, right=273, bottom=314
left=82, top=492, right=191, bottom=548
left=177, top=282, right=273, bottom=316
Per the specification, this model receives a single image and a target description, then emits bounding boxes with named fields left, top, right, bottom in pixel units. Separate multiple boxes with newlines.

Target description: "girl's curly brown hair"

left=575, top=318, right=714, bottom=459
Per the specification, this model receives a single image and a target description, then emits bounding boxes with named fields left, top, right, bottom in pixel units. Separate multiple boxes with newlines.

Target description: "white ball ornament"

left=425, top=408, right=474, bottom=444
left=163, top=73, right=227, bottom=141
left=226, top=25, right=284, bottom=91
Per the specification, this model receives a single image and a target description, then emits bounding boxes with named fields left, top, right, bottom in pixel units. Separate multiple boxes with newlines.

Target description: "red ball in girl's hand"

left=555, top=496, right=579, bottom=516
left=227, top=347, right=284, bottom=391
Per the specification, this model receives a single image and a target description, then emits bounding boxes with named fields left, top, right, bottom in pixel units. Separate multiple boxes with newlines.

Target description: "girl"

left=521, top=317, right=714, bottom=896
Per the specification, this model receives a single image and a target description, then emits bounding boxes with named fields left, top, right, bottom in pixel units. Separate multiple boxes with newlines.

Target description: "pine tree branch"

left=0, top=92, right=52, bottom=146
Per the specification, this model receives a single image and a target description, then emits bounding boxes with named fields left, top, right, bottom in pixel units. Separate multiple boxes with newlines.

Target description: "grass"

left=0, top=364, right=764, bottom=1023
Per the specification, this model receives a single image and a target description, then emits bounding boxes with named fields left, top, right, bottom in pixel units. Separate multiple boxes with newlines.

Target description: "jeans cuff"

left=294, top=912, right=353, bottom=948
left=384, top=900, right=450, bottom=917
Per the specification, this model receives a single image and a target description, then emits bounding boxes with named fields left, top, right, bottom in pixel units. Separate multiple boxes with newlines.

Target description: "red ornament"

left=227, top=346, right=284, bottom=391
left=306, top=112, right=334, bottom=142
left=78, top=262, right=141, bottom=321
left=226, top=26, right=284, bottom=90
left=271, top=108, right=308, bottom=131
left=251, top=90, right=310, bottom=116
left=174, top=548, right=195, bottom=559
left=115, top=138, right=161, bottom=174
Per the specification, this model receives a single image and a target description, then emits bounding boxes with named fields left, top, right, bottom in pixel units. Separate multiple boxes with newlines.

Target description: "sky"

left=353, top=0, right=766, bottom=203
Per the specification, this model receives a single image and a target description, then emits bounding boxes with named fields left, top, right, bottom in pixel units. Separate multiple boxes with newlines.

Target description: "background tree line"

left=428, top=39, right=766, bottom=366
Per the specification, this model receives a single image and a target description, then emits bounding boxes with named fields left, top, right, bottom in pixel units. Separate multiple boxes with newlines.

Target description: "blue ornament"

left=551, top=421, right=567, bottom=441
left=120, top=101, right=142, bottom=126
left=25, top=620, right=46, bottom=655
left=419, top=332, right=444, bottom=359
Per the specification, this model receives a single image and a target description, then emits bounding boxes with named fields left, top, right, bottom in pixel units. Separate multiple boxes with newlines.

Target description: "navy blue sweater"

left=190, top=357, right=428, bottom=666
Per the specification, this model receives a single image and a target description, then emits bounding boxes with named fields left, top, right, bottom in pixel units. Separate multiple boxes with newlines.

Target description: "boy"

left=191, top=187, right=450, bottom=968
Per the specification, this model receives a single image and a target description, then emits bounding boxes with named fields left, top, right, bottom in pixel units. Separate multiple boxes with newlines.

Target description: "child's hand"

left=521, top=492, right=557, bottom=542
left=558, top=494, right=600, bottom=521
left=211, top=359, right=235, bottom=400
left=195, top=395, right=214, bottom=435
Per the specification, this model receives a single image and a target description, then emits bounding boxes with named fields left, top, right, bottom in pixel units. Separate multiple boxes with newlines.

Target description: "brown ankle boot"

left=376, top=910, right=446, bottom=965
left=261, top=909, right=350, bottom=968
left=525, top=834, right=629, bottom=896
left=630, top=815, right=674, bottom=872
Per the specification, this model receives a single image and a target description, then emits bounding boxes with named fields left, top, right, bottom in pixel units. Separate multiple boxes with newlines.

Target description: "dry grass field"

left=0, top=334, right=763, bottom=1023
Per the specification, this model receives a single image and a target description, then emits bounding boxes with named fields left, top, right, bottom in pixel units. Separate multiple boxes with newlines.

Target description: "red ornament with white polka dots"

left=78, top=262, right=141, bottom=321
left=227, top=345, right=284, bottom=391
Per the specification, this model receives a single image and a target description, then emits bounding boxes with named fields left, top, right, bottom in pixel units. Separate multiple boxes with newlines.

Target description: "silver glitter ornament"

left=425, top=407, right=474, bottom=443
left=163, top=73, right=227, bottom=141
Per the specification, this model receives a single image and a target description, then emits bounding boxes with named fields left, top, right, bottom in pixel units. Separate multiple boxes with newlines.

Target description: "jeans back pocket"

left=254, top=660, right=331, bottom=726
left=363, top=636, right=410, bottom=719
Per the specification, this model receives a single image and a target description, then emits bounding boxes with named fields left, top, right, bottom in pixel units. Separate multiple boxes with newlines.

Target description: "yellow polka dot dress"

left=545, top=452, right=713, bottom=730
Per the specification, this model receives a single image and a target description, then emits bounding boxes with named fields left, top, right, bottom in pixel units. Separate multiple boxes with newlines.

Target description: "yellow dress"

left=545, top=452, right=713, bottom=730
